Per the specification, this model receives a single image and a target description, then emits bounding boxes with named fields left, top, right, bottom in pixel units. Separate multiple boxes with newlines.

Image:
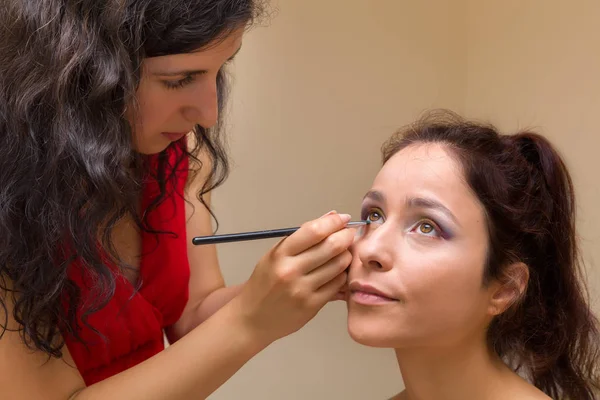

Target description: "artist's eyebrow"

left=153, top=45, right=242, bottom=77
left=406, top=196, right=460, bottom=226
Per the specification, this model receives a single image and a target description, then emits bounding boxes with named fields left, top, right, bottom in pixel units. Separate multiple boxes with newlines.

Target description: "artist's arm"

left=0, top=277, right=267, bottom=400
left=1, top=202, right=354, bottom=400
left=165, top=146, right=244, bottom=342
left=166, top=135, right=348, bottom=341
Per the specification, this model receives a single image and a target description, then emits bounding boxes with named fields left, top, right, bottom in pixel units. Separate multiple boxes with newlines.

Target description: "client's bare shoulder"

left=500, top=371, right=552, bottom=400
left=388, top=392, right=405, bottom=400
left=506, top=383, right=552, bottom=400
left=386, top=382, right=551, bottom=400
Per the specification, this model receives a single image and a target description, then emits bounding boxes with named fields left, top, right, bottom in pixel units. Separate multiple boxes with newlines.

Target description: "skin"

left=0, top=28, right=354, bottom=399
left=346, top=143, right=548, bottom=400
left=128, top=29, right=244, bottom=155
left=120, top=28, right=246, bottom=343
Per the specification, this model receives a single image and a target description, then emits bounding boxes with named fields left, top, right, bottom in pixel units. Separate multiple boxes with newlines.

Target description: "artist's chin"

left=133, top=140, right=172, bottom=155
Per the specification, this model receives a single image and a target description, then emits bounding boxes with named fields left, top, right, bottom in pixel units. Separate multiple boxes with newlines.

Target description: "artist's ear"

left=487, top=262, right=529, bottom=316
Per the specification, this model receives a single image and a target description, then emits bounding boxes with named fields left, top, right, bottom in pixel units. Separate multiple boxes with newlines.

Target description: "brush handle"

left=191, top=221, right=368, bottom=245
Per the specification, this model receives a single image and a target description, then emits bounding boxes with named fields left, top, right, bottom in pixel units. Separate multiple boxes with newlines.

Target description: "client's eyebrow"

left=363, top=191, right=459, bottom=225
left=406, top=197, right=459, bottom=226
left=363, top=191, right=459, bottom=223
left=153, top=46, right=242, bottom=77
left=363, top=190, right=385, bottom=203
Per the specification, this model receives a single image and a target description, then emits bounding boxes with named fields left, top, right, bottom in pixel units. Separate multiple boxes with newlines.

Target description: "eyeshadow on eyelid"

left=429, top=219, right=454, bottom=240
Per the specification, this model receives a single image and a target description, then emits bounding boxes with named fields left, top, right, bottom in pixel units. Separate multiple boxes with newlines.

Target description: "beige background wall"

left=209, top=1, right=599, bottom=398
left=464, top=0, right=600, bottom=310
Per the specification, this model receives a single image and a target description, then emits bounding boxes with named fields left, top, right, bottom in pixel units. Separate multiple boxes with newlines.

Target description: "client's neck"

left=394, top=335, right=511, bottom=400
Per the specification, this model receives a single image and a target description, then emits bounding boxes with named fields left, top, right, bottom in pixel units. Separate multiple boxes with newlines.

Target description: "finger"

left=305, top=249, right=352, bottom=289
left=330, top=285, right=348, bottom=301
left=295, top=227, right=355, bottom=274
left=320, top=210, right=337, bottom=218
left=336, top=285, right=349, bottom=299
left=280, top=213, right=352, bottom=256
left=312, top=272, right=348, bottom=307
left=331, top=291, right=346, bottom=301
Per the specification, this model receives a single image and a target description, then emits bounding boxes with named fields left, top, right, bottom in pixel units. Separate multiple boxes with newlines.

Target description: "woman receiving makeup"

left=346, top=110, right=600, bottom=400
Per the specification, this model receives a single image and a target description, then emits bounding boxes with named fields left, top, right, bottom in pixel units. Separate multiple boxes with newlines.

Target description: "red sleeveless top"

left=63, top=141, right=191, bottom=385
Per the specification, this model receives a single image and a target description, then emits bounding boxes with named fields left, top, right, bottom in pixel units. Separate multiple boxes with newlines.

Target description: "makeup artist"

left=0, top=1, right=354, bottom=399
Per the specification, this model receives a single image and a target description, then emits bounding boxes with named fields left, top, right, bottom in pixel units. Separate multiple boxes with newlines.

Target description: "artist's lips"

left=162, top=132, right=188, bottom=141
left=349, top=281, right=400, bottom=305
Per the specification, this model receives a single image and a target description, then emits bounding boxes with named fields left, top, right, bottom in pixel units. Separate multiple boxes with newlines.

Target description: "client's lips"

left=348, top=281, right=399, bottom=305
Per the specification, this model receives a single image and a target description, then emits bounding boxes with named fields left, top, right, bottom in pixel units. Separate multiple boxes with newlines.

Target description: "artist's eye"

left=162, top=74, right=196, bottom=90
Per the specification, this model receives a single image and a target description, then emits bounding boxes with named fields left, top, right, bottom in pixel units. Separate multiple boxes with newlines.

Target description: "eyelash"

left=360, top=207, right=445, bottom=239
left=162, top=74, right=197, bottom=90
left=362, top=208, right=384, bottom=223
left=161, top=59, right=234, bottom=90
left=411, top=220, right=441, bottom=238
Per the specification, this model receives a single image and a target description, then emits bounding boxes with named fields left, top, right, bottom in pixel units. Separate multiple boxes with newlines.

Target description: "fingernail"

left=340, top=214, right=352, bottom=223
left=320, top=210, right=337, bottom=218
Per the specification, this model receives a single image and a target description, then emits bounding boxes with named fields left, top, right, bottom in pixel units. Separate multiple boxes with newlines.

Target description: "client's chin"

left=347, top=308, right=402, bottom=348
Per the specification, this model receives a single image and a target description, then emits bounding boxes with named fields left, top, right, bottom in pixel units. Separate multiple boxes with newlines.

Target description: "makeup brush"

left=192, top=220, right=370, bottom=245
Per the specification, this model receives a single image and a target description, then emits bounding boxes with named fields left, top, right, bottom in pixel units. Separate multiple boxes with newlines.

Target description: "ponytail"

left=504, top=132, right=600, bottom=399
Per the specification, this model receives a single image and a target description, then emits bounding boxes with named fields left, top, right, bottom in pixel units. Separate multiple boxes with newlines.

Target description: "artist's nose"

left=182, top=79, right=218, bottom=129
left=355, top=222, right=394, bottom=272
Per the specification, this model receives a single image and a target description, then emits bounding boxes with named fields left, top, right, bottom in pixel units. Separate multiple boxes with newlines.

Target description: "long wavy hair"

left=0, top=0, right=265, bottom=358
left=382, top=109, right=600, bottom=400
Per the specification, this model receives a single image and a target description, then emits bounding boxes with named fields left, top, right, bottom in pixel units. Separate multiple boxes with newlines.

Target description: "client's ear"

left=487, top=262, right=529, bottom=316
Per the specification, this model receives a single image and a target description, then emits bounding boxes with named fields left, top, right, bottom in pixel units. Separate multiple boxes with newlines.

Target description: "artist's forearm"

left=167, top=284, right=245, bottom=341
left=74, top=298, right=267, bottom=400
left=195, top=284, right=245, bottom=324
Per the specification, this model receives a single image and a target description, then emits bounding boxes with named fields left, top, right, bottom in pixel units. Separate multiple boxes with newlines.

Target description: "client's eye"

left=364, top=208, right=384, bottom=223
left=357, top=207, right=384, bottom=239
left=419, top=222, right=434, bottom=234
left=413, top=220, right=442, bottom=238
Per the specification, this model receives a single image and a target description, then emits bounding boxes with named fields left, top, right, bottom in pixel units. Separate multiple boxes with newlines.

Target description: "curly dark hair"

left=0, top=0, right=266, bottom=358
left=382, top=109, right=600, bottom=400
